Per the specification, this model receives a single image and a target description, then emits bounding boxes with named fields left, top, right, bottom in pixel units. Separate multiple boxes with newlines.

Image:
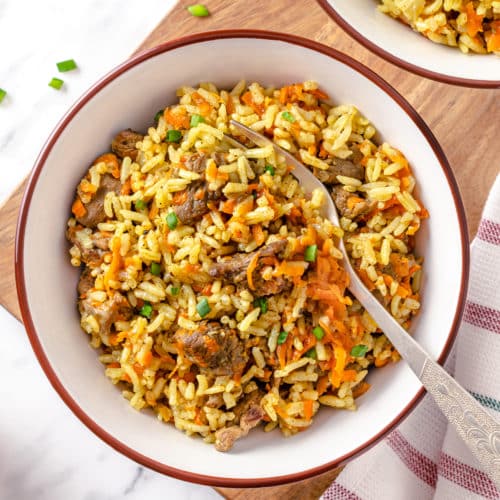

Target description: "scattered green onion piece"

left=350, top=344, right=369, bottom=357
left=304, top=244, right=318, bottom=263
left=190, top=114, right=205, bottom=127
left=253, top=297, right=268, bottom=314
left=0, top=89, right=6, bottom=103
left=277, top=331, right=288, bottom=345
left=139, top=302, right=153, bottom=319
left=305, top=348, right=317, bottom=359
left=48, top=78, right=64, bottom=90
left=281, top=111, right=296, bottom=123
left=154, top=109, right=164, bottom=124
left=166, top=212, right=178, bottom=230
left=187, top=3, right=209, bottom=16
left=170, top=286, right=180, bottom=296
left=56, top=59, right=77, bottom=72
left=264, top=165, right=275, bottom=176
left=312, top=326, right=325, bottom=341
left=135, top=199, right=146, bottom=210
left=150, top=262, right=161, bottom=276
left=166, top=129, right=182, bottom=143
left=196, top=298, right=210, bottom=318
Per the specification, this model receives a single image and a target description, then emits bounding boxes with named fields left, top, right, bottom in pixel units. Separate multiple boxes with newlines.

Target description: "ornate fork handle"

left=421, top=359, right=500, bottom=486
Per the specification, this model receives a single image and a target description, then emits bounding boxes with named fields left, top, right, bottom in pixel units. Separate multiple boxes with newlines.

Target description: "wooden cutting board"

left=1, top=0, right=498, bottom=498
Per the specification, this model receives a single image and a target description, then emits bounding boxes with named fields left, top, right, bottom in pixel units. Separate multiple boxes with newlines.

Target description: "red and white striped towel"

left=323, top=175, right=500, bottom=500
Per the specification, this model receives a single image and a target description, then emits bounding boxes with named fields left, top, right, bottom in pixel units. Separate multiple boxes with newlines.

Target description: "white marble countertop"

left=0, top=1, right=220, bottom=498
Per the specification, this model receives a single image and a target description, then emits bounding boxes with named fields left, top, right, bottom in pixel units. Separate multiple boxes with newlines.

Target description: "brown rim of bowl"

left=15, top=29, right=470, bottom=488
left=316, top=0, right=500, bottom=89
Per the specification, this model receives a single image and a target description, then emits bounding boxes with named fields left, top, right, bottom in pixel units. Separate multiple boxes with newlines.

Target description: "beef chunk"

left=184, top=153, right=207, bottom=174
left=331, top=186, right=374, bottom=220
left=111, top=129, right=143, bottom=161
left=251, top=274, right=290, bottom=297
left=78, top=292, right=133, bottom=341
left=315, top=157, right=365, bottom=185
left=175, top=321, right=247, bottom=376
left=173, top=182, right=222, bottom=225
left=74, top=174, right=122, bottom=228
left=66, top=226, right=111, bottom=266
left=208, top=239, right=287, bottom=293
left=77, top=268, right=95, bottom=297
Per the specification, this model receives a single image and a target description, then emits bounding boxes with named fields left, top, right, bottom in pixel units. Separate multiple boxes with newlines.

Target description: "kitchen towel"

left=323, top=174, right=500, bottom=500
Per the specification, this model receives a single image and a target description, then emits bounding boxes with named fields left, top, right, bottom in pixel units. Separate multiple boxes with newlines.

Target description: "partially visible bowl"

left=318, top=0, right=500, bottom=88
left=16, top=30, right=469, bottom=487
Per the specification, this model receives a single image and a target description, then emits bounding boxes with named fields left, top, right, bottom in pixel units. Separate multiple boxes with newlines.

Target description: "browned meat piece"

left=315, top=157, right=365, bottom=185
left=173, top=182, right=221, bottom=225
left=74, top=174, right=122, bottom=228
left=77, top=268, right=95, bottom=297
left=175, top=321, right=247, bottom=376
left=184, top=153, right=206, bottom=174
left=111, top=129, right=143, bottom=161
left=205, top=394, right=224, bottom=409
left=331, top=186, right=374, bottom=220
left=208, top=239, right=287, bottom=289
left=214, top=391, right=266, bottom=452
left=78, top=292, right=133, bottom=341
left=251, top=274, right=290, bottom=297
left=66, top=226, right=111, bottom=266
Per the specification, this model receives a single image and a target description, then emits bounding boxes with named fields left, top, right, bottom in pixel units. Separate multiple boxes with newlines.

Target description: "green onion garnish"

left=350, top=344, right=369, bottom=357
left=170, top=286, right=180, bottom=296
left=166, top=212, right=178, bottom=230
left=304, top=244, right=318, bottom=263
left=277, top=331, right=288, bottom=345
left=190, top=114, right=205, bottom=128
left=154, top=109, right=164, bottom=124
left=135, top=199, right=146, bottom=210
left=56, top=59, right=77, bottom=72
left=150, top=262, right=161, bottom=276
left=139, top=302, right=153, bottom=319
left=0, top=89, right=7, bottom=103
left=305, top=348, right=317, bottom=359
left=253, top=297, right=268, bottom=314
left=187, top=3, right=209, bottom=16
left=264, top=165, right=275, bottom=176
left=48, top=78, right=64, bottom=90
left=312, top=326, right=325, bottom=341
left=282, top=111, right=296, bottom=123
left=166, top=130, right=182, bottom=143
left=196, top=298, right=210, bottom=317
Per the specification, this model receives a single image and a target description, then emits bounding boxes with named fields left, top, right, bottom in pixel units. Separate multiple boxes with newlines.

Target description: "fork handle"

left=420, top=357, right=500, bottom=487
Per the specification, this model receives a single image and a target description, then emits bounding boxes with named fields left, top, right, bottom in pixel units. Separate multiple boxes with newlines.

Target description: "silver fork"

left=228, top=119, right=500, bottom=487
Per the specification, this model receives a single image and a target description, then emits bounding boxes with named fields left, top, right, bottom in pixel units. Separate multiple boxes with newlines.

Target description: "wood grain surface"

left=2, top=0, right=498, bottom=498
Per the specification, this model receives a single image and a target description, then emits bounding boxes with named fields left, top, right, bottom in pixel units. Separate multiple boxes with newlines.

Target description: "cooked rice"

left=67, top=80, right=427, bottom=451
left=378, top=0, right=500, bottom=54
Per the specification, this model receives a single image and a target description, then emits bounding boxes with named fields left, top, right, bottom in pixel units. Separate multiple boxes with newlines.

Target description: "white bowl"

left=16, top=30, right=469, bottom=487
left=318, top=0, right=500, bottom=88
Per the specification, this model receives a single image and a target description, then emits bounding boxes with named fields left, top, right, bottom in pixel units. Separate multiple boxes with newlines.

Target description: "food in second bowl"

left=66, top=80, right=427, bottom=451
left=377, top=0, right=500, bottom=54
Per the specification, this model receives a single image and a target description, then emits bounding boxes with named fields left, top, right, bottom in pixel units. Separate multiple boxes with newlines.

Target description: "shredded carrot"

left=465, top=2, right=484, bottom=37
left=317, top=375, right=329, bottom=396
left=107, top=362, right=121, bottom=368
left=148, top=200, right=158, bottom=219
left=374, top=357, right=390, bottom=368
left=252, top=224, right=266, bottom=246
left=331, top=345, right=347, bottom=388
left=352, top=382, right=371, bottom=399
left=172, top=190, right=188, bottom=205
left=94, top=153, right=120, bottom=178
left=246, top=183, right=259, bottom=192
left=487, top=21, right=500, bottom=52
left=133, top=363, right=144, bottom=376
left=121, top=373, right=132, bottom=383
left=308, top=88, right=329, bottom=100
left=194, top=408, right=204, bottom=425
left=241, top=91, right=265, bottom=115
left=303, top=400, right=314, bottom=420
left=194, top=188, right=205, bottom=201
left=347, top=196, right=365, bottom=210
left=164, top=108, right=190, bottom=129
left=274, top=405, right=288, bottom=420
left=206, top=160, right=218, bottom=182
left=276, top=260, right=308, bottom=278
left=247, top=251, right=261, bottom=291
left=138, top=350, right=153, bottom=367
left=121, top=178, right=132, bottom=195
left=71, top=197, right=86, bottom=218
left=201, top=284, right=212, bottom=296
left=341, top=369, right=357, bottom=382
left=390, top=254, right=410, bottom=277
left=397, top=285, right=410, bottom=298
left=220, top=199, right=236, bottom=214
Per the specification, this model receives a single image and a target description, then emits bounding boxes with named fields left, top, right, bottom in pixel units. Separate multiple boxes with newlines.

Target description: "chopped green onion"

left=150, top=262, right=161, bottom=276
left=277, top=331, right=288, bottom=345
left=281, top=111, right=296, bottom=123
left=350, top=344, right=369, bottom=357
left=134, top=199, right=146, bottom=210
left=56, top=59, right=77, bottom=72
left=170, top=286, right=180, bottom=296
left=0, top=89, right=7, bottom=103
left=305, top=348, right=317, bottom=359
left=312, top=326, right=325, bottom=341
left=196, top=298, right=210, bottom=317
left=166, top=129, right=182, bottom=143
left=253, top=297, right=268, bottom=314
left=190, top=114, right=205, bottom=127
left=187, top=3, right=209, bottom=16
left=304, top=244, right=318, bottom=263
left=139, top=302, right=153, bottom=319
left=264, top=165, right=275, bottom=176
left=166, top=212, right=178, bottom=230
left=48, top=78, right=64, bottom=90
left=154, top=109, right=164, bottom=124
